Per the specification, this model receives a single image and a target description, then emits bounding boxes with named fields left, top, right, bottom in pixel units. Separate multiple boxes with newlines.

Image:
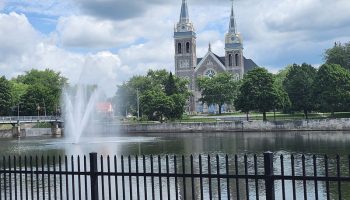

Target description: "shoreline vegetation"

left=122, top=112, right=350, bottom=124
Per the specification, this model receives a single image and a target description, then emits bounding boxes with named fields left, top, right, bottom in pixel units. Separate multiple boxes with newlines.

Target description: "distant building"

left=174, top=0, right=258, bottom=113
left=96, top=102, right=114, bottom=118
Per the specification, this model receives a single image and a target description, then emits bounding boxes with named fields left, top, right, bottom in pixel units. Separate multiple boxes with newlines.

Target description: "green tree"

left=272, top=85, right=291, bottom=117
left=116, top=70, right=190, bottom=121
left=324, top=42, right=350, bottom=70
left=235, top=67, right=276, bottom=121
left=273, top=66, right=292, bottom=114
left=0, top=76, right=12, bottom=116
left=140, top=89, right=174, bottom=122
left=10, top=81, right=28, bottom=107
left=235, top=82, right=254, bottom=121
left=197, top=72, right=238, bottom=114
left=14, top=69, right=67, bottom=116
left=165, top=72, right=176, bottom=96
left=314, top=64, right=350, bottom=116
left=19, top=84, right=51, bottom=116
left=283, top=63, right=317, bottom=119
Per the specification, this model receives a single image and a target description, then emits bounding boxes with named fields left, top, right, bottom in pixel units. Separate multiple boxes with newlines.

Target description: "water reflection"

left=0, top=131, right=350, bottom=199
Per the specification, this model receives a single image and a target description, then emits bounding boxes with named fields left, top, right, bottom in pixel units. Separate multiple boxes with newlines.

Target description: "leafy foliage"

left=197, top=72, right=238, bottom=114
left=14, top=69, right=67, bottom=116
left=324, top=42, right=350, bottom=70
left=116, top=70, right=190, bottom=121
left=235, top=67, right=277, bottom=121
left=283, top=63, right=317, bottom=119
left=0, top=76, right=12, bottom=116
left=313, top=64, right=350, bottom=115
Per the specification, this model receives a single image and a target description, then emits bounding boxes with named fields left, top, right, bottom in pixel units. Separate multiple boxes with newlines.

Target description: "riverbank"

left=1, top=118, right=350, bottom=138
left=120, top=118, right=350, bottom=133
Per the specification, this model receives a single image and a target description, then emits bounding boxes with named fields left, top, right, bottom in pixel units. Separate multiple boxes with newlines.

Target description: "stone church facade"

left=174, top=0, right=258, bottom=113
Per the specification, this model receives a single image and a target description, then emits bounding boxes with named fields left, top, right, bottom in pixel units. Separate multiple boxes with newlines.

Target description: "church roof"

left=197, top=54, right=225, bottom=66
left=196, top=55, right=258, bottom=74
left=244, top=58, right=258, bottom=72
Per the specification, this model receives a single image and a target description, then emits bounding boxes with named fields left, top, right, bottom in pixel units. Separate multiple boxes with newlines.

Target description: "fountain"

left=63, top=85, right=101, bottom=143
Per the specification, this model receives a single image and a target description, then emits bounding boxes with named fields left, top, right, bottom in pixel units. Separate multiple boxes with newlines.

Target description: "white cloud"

left=57, top=16, right=139, bottom=48
left=0, top=13, right=39, bottom=60
left=0, top=12, right=123, bottom=96
left=2, top=0, right=350, bottom=91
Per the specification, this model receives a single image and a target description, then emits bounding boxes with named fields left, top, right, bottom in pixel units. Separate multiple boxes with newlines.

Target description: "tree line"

left=0, top=42, right=349, bottom=120
left=116, top=42, right=350, bottom=122
left=0, top=69, right=67, bottom=116
left=114, top=70, right=190, bottom=122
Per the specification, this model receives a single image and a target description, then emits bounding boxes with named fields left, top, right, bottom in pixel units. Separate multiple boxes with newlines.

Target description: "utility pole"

left=137, top=89, right=140, bottom=120
left=42, top=99, right=47, bottom=117
left=17, top=103, right=20, bottom=118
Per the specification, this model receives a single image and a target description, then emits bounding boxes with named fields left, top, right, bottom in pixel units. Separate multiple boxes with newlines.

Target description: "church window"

left=186, top=42, right=190, bottom=53
left=178, top=43, right=182, bottom=54
left=228, top=54, right=232, bottom=66
left=205, top=69, right=216, bottom=78
left=235, top=54, right=240, bottom=66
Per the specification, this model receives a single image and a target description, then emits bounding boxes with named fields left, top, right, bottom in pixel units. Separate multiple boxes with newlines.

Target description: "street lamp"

left=17, top=102, right=22, bottom=118
left=36, top=104, right=41, bottom=119
left=42, top=99, right=47, bottom=117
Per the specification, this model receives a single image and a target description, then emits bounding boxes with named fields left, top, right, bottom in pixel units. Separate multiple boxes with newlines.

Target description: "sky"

left=1, top=0, right=350, bottom=95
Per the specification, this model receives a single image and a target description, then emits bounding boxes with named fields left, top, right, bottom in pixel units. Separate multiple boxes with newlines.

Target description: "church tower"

left=174, top=0, right=197, bottom=90
left=225, top=0, right=244, bottom=79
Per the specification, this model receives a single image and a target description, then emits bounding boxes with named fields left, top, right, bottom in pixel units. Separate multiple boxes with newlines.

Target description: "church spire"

left=180, top=0, right=189, bottom=23
left=229, top=0, right=237, bottom=33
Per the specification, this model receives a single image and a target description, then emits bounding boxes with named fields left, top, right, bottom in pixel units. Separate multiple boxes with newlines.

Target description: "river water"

left=0, top=131, right=350, bottom=199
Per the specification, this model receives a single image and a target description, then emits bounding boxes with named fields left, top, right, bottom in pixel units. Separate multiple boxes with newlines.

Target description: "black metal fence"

left=1, top=152, right=350, bottom=200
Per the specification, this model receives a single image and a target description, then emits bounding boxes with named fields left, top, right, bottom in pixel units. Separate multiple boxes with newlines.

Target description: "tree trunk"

left=246, top=112, right=249, bottom=121
left=218, top=105, right=222, bottom=115
left=263, top=112, right=267, bottom=121
left=304, top=109, right=308, bottom=120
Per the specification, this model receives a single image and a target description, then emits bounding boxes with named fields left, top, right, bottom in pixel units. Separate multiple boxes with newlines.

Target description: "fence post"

left=264, top=152, right=275, bottom=200
left=90, top=152, right=99, bottom=200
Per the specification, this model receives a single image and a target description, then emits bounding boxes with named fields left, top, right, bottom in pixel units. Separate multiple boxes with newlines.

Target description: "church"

left=174, top=0, right=258, bottom=113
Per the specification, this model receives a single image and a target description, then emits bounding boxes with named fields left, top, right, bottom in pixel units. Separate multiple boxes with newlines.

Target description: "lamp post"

left=36, top=104, right=40, bottom=119
left=17, top=102, right=22, bottom=118
left=42, top=99, right=47, bottom=117
left=17, top=102, right=22, bottom=124
left=137, top=89, right=140, bottom=120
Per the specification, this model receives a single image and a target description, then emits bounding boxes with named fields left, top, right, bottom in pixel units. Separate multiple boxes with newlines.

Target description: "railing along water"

left=0, top=152, right=350, bottom=199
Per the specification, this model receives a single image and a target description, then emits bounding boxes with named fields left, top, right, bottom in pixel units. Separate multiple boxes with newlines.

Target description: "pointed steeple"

left=229, top=0, right=237, bottom=33
left=175, top=0, right=195, bottom=32
left=180, top=0, right=189, bottom=23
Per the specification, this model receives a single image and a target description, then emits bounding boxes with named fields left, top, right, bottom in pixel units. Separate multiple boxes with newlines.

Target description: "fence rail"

left=0, top=152, right=350, bottom=200
left=0, top=116, right=61, bottom=124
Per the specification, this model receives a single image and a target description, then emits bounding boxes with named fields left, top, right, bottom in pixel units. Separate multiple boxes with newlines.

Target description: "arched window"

left=235, top=54, right=239, bottom=66
left=186, top=42, right=190, bottom=53
left=228, top=54, right=232, bottom=66
left=178, top=43, right=182, bottom=54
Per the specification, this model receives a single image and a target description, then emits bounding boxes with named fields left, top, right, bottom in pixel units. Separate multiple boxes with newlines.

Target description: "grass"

left=0, top=124, right=12, bottom=130
left=120, top=112, right=350, bottom=124
left=32, top=122, right=51, bottom=128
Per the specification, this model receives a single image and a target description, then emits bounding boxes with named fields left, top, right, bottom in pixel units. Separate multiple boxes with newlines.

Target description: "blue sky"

left=1, top=0, right=350, bottom=94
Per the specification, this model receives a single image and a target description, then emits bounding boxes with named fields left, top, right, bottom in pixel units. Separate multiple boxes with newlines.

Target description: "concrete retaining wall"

left=0, top=128, right=52, bottom=138
left=0, top=130, right=13, bottom=138
left=120, top=118, right=350, bottom=133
